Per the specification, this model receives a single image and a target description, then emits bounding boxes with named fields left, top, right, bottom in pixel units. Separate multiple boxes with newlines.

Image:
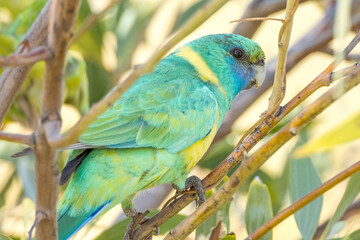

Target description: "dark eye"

left=232, top=48, right=244, bottom=59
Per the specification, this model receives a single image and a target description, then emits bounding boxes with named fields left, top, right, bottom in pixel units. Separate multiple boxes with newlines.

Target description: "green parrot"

left=56, top=34, right=266, bottom=239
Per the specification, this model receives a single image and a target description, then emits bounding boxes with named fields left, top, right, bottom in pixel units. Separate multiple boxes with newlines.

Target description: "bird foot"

left=171, top=175, right=206, bottom=207
left=123, top=210, right=159, bottom=240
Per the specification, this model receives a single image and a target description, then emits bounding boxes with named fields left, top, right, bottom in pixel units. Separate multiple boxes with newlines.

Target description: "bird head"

left=176, top=34, right=265, bottom=99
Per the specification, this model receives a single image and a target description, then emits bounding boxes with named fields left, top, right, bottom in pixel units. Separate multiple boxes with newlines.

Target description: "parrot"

left=50, top=33, right=266, bottom=239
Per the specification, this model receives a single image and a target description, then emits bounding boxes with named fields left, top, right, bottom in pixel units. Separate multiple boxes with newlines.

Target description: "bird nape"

left=54, top=33, right=265, bottom=239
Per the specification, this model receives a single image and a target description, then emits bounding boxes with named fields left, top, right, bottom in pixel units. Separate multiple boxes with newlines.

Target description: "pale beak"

left=252, top=59, right=266, bottom=89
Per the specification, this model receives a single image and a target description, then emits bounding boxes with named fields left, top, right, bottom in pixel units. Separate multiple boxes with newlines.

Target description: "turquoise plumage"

left=57, top=34, right=265, bottom=239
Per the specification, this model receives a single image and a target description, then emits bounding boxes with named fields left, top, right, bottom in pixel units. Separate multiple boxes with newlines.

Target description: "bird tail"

left=57, top=200, right=111, bottom=240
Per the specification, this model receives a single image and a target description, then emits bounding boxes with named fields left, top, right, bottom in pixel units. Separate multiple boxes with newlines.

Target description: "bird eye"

left=231, top=48, right=244, bottom=59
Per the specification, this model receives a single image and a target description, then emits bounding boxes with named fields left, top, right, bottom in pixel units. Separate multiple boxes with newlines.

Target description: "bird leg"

left=171, top=175, right=206, bottom=207
left=185, top=175, right=206, bottom=205
left=122, top=198, right=158, bottom=240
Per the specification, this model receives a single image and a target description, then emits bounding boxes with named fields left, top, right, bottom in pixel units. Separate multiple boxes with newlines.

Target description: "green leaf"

left=0, top=233, right=13, bottom=240
left=245, top=177, right=273, bottom=240
left=294, top=111, right=360, bottom=157
left=290, top=155, right=322, bottom=240
left=320, top=171, right=360, bottom=239
left=95, top=210, right=186, bottom=240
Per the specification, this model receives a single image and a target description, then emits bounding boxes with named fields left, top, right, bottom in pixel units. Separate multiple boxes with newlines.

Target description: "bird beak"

left=252, top=60, right=266, bottom=89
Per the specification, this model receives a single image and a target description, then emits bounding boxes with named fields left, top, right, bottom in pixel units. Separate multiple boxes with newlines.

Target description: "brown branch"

left=49, top=0, right=229, bottom=149
left=163, top=64, right=360, bottom=240
left=33, top=0, right=81, bottom=239
left=0, top=1, right=50, bottom=124
left=268, top=0, right=297, bottom=109
left=247, top=161, right=360, bottom=240
left=0, top=131, right=33, bottom=146
left=0, top=46, right=52, bottom=67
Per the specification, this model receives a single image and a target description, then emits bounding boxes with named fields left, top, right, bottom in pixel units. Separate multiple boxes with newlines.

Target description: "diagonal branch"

left=214, top=3, right=360, bottom=142
left=133, top=30, right=360, bottom=238
left=247, top=160, right=360, bottom=239
left=163, top=62, right=360, bottom=240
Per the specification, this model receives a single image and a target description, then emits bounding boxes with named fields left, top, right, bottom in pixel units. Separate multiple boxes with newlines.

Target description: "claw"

left=123, top=210, right=158, bottom=240
left=185, top=175, right=206, bottom=205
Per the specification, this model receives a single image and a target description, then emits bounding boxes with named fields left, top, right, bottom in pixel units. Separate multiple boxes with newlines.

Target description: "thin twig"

left=0, top=131, right=33, bottom=146
left=268, top=0, right=299, bottom=109
left=49, top=0, right=229, bottom=149
left=163, top=63, right=360, bottom=240
left=247, top=161, right=360, bottom=239
left=237, top=0, right=299, bottom=145
left=0, top=46, right=52, bottom=67
left=230, top=17, right=285, bottom=23
left=214, top=3, right=359, bottom=142
left=71, top=0, right=123, bottom=43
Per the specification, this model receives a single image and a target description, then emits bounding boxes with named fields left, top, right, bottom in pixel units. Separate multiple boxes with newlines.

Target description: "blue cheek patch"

left=226, top=57, right=255, bottom=94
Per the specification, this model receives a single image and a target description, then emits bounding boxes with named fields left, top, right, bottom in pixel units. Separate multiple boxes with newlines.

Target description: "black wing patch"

left=59, top=149, right=93, bottom=185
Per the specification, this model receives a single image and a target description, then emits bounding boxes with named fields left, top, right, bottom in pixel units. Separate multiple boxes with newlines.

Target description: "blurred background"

left=0, top=0, right=359, bottom=239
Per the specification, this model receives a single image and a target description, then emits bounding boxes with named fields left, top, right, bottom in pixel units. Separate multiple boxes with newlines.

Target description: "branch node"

left=289, top=127, right=297, bottom=136
left=28, top=210, right=48, bottom=240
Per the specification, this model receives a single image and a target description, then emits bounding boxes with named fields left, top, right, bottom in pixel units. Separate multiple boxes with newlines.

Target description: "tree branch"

left=0, top=46, right=52, bottom=67
left=268, top=0, right=298, bottom=109
left=0, top=131, right=33, bottom=146
left=33, top=0, right=81, bottom=239
left=163, top=63, right=360, bottom=240
left=133, top=29, right=360, bottom=238
left=247, top=161, right=360, bottom=240
left=49, top=0, right=229, bottom=149
left=0, top=1, right=50, bottom=124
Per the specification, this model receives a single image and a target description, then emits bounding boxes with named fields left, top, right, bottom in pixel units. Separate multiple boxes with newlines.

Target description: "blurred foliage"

left=295, top=111, right=360, bottom=157
left=290, top=131, right=323, bottom=240
left=245, top=177, right=273, bottom=240
left=0, top=0, right=359, bottom=239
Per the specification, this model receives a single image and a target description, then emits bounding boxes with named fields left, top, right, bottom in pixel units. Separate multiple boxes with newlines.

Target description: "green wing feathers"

left=79, top=77, right=217, bottom=153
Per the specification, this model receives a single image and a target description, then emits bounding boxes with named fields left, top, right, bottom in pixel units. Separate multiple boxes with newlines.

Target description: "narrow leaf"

left=320, top=171, right=360, bottom=239
left=290, top=156, right=322, bottom=240
left=245, top=177, right=273, bottom=240
left=0, top=233, right=13, bottom=240
left=294, top=111, right=360, bottom=157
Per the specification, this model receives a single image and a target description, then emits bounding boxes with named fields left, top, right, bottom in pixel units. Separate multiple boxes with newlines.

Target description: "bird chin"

left=253, top=64, right=266, bottom=89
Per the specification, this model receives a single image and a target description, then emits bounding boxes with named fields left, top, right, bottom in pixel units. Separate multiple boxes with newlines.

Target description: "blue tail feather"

left=58, top=200, right=112, bottom=240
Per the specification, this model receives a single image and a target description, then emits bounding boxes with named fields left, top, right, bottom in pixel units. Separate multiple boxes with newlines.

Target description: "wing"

left=79, top=76, right=218, bottom=153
